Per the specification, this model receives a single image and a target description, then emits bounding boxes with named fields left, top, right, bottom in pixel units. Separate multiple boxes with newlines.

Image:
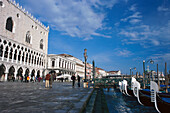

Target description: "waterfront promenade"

left=0, top=81, right=93, bottom=113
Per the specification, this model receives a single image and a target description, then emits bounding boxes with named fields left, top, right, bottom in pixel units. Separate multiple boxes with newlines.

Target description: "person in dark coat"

left=49, top=74, right=53, bottom=88
left=77, top=75, right=80, bottom=87
left=71, top=74, right=76, bottom=87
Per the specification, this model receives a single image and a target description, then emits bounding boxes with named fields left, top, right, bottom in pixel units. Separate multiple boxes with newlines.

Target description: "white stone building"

left=47, top=54, right=76, bottom=76
left=107, top=70, right=121, bottom=75
left=0, top=0, right=49, bottom=81
left=47, top=54, right=85, bottom=79
left=74, top=58, right=84, bottom=78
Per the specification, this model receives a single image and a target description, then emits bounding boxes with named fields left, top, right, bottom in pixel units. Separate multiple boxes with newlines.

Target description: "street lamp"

left=143, top=59, right=154, bottom=88
left=130, top=67, right=136, bottom=78
left=84, top=48, right=88, bottom=82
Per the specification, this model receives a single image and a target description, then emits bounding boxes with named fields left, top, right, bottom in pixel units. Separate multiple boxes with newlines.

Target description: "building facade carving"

left=0, top=0, right=49, bottom=81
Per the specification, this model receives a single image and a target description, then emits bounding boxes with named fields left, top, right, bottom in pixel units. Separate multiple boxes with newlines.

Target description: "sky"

left=15, top=0, right=170, bottom=74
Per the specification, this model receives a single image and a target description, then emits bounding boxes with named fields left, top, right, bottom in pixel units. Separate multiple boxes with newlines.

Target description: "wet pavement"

left=0, top=81, right=93, bottom=113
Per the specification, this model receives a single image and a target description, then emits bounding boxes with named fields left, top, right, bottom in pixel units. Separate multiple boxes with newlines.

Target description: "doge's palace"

left=0, top=0, right=49, bottom=81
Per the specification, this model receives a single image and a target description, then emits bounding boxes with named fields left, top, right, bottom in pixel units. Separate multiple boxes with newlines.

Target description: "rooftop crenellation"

left=8, top=0, right=49, bottom=31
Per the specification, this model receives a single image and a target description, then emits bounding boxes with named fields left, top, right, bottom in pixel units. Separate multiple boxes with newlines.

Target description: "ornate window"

left=6, top=17, right=13, bottom=32
left=40, top=39, right=43, bottom=49
left=25, top=31, right=31, bottom=44
left=52, top=61, right=55, bottom=67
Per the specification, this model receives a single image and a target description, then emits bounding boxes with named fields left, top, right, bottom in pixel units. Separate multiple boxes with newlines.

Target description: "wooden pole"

left=157, top=64, right=160, bottom=90
left=165, top=62, right=168, bottom=93
left=143, top=61, right=146, bottom=89
left=143, top=72, right=145, bottom=89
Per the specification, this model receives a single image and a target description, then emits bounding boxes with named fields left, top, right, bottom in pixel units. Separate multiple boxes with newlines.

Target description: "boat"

left=124, top=77, right=136, bottom=97
left=133, top=80, right=155, bottom=106
left=150, top=81, right=170, bottom=113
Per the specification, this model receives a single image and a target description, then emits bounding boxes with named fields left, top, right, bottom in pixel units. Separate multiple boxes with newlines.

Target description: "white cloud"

left=121, top=12, right=142, bottom=22
left=158, top=6, right=169, bottom=11
left=92, top=32, right=112, bottom=38
left=129, top=19, right=141, bottom=24
left=151, top=53, right=170, bottom=64
left=150, top=39, right=160, bottom=46
left=118, top=23, right=164, bottom=47
left=114, top=22, right=120, bottom=27
left=119, top=30, right=138, bottom=39
left=20, top=0, right=123, bottom=40
left=114, top=48, right=133, bottom=57
left=129, top=4, right=137, bottom=12
left=91, top=52, right=113, bottom=63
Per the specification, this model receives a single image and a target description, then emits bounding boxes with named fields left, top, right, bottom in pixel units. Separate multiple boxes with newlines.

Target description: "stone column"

left=4, top=70, right=8, bottom=81
left=7, top=48, right=10, bottom=62
left=29, top=54, right=32, bottom=66
left=36, top=57, right=40, bottom=67
left=16, top=50, right=19, bottom=63
left=33, top=55, right=36, bottom=67
left=23, top=52, right=27, bottom=65
left=11, top=49, right=15, bottom=63
left=2, top=46, right=6, bottom=61
left=14, top=71, right=17, bottom=80
left=20, top=51, right=23, bottom=64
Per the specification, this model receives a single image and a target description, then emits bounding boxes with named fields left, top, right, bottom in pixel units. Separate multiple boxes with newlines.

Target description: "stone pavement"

left=0, top=81, right=93, bottom=113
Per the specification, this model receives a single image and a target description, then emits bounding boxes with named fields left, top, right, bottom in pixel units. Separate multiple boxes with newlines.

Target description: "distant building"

left=86, top=63, right=92, bottom=79
left=47, top=54, right=76, bottom=77
left=47, top=54, right=85, bottom=79
left=0, top=0, right=49, bottom=81
left=95, top=67, right=107, bottom=78
left=107, top=70, right=121, bottom=75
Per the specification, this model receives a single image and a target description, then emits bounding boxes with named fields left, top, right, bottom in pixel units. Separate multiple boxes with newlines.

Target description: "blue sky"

left=15, top=0, right=170, bottom=74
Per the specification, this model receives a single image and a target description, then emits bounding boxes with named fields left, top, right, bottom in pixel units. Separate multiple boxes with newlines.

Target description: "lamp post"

left=143, top=59, right=154, bottom=88
left=130, top=67, right=136, bottom=78
left=84, top=48, right=87, bottom=82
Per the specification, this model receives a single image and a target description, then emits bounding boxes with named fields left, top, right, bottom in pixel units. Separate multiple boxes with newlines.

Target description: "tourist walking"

left=45, top=74, right=51, bottom=88
left=27, top=76, right=30, bottom=82
left=49, top=74, right=53, bottom=88
left=21, top=76, right=23, bottom=82
left=77, top=75, right=80, bottom=87
left=12, top=75, right=15, bottom=82
left=71, top=74, right=76, bottom=87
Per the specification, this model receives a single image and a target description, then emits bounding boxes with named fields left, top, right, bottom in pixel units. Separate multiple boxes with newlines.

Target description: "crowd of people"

left=2, top=73, right=82, bottom=89
left=45, top=74, right=81, bottom=88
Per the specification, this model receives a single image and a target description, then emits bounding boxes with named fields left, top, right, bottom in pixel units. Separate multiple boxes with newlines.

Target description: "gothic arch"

left=37, top=70, right=40, bottom=78
left=0, top=64, right=6, bottom=81
left=31, top=69, right=35, bottom=77
left=25, top=68, right=29, bottom=76
left=8, top=66, right=15, bottom=81
left=17, top=67, right=23, bottom=77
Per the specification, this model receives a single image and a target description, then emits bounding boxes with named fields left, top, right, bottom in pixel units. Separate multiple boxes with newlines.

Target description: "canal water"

left=104, top=88, right=157, bottom=113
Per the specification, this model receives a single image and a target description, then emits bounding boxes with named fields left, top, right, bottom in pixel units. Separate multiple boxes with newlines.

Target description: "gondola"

left=124, top=77, right=137, bottom=96
left=127, top=87, right=135, bottom=97
left=138, top=89, right=154, bottom=106
left=151, top=81, right=170, bottom=113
